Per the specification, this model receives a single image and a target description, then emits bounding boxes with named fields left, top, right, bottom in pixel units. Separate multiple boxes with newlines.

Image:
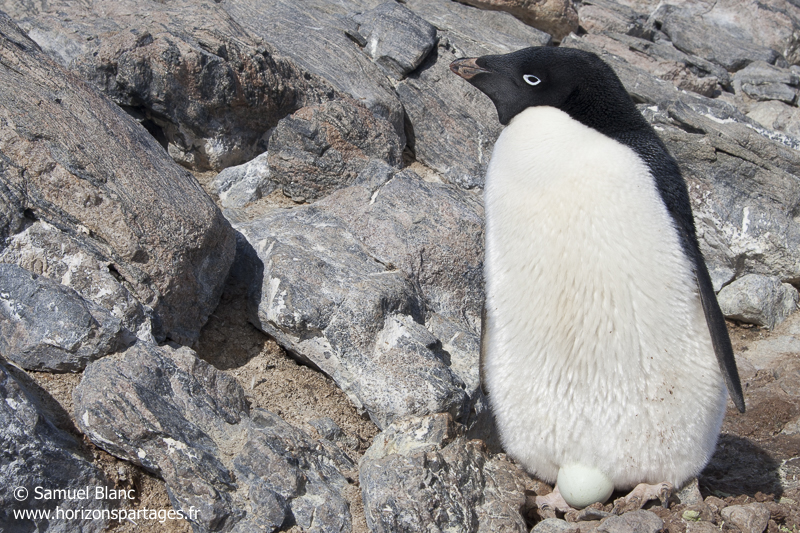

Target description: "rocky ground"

left=1, top=0, right=800, bottom=532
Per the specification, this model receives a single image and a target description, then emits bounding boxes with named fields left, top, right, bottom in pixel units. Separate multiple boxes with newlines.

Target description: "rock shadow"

left=194, top=230, right=269, bottom=371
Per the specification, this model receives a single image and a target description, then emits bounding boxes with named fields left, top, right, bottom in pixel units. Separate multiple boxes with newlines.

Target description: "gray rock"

left=746, top=100, right=800, bottom=138
left=674, top=478, right=704, bottom=506
left=571, top=33, right=722, bottom=98
left=0, top=221, right=154, bottom=342
left=640, top=101, right=800, bottom=286
left=234, top=197, right=468, bottom=429
left=0, top=361, right=112, bottom=532
left=596, top=510, right=664, bottom=533
left=0, top=13, right=235, bottom=345
left=231, top=409, right=354, bottom=533
left=309, top=416, right=344, bottom=442
left=221, top=0, right=405, bottom=140
left=5, top=0, right=335, bottom=171
left=624, top=0, right=800, bottom=66
left=734, top=61, right=799, bottom=104
left=359, top=413, right=534, bottom=533
left=317, top=167, right=485, bottom=330
left=404, top=0, right=552, bottom=57
left=455, top=0, right=577, bottom=41
left=578, top=0, right=651, bottom=39
left=75, top=342, right=245, bottom=531
left=74, top=341, right=355, bottom=533
left=211, top=152, right=275, bottom=209
left=267, top=99, right=403, bottom=202
left=717, top=274, right=799, bottom=329
left=720, top=503, right=771, bottom=533
left=396, top=41, right=500, bottom=189
left=650, top=5, right=780, bottom=71
left=0, top=264, right=124, bottom=372
left=353, top=2, right=438, bottom=80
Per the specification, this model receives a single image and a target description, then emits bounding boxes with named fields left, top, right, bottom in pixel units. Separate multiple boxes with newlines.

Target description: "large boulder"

left=1, top=360, right=113, bottom=532
left=619, top=0, right=800, bottom=66
left=0, top=221, right=155, bottom=342
left=5, top=0, right=335, bottom=171
left=221, top=0, right=405, bottom=141
left=398, top=0, right=551, bottom=189
left=74, top=341, right=356, bottom=533
left=267, top=98, right=403, bottom=202
left=649, top=5, right=781, bottom=71
left=0, top=13, right=235, bottom=344
left=234, top=186, right=471, bottom=429
left=455, top=0, right=579, bottom=41
left=0, top=264, right=125, bottom=372
left=360, top=413, right=536, bottom=532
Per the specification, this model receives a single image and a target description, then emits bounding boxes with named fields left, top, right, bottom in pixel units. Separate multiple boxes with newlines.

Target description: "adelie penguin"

left=450, top=47, right=745, bottom=511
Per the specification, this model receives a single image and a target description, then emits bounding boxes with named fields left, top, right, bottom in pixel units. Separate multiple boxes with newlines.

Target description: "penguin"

left=449, top=47, right=745, bottom=510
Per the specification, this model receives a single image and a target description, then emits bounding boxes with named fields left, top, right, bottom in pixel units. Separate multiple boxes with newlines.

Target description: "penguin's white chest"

left=483, top=106, right=726, bottom=489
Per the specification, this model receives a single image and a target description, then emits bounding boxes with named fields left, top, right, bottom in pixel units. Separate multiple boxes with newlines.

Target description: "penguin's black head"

left=450, top=47, right=641, bottom=131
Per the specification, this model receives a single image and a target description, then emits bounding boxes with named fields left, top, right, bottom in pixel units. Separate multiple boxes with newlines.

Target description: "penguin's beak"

left=449, top=57, right=491, bottom=80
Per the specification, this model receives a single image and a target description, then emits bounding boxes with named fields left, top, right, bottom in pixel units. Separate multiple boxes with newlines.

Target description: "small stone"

left=717, top=274, right=799, bottom=329
left=721, top=503, right=772, bottom=533
left=309, top=417, right=344, bottom=441
left=533, top=518, right=581, bottom=533
left=211, top=151, right=275, bottom=209
left=683, top=510, right=702, bottom=521
left=675, top=478, right=704, bottom=506
left=597, top=510, right=664, bottom=533
left=565, top=506, right=612, bottom=522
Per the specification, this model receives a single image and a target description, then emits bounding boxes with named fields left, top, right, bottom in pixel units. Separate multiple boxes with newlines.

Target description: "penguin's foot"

left=535, top=486, right=575, bottom=517
left=612, top=482, right=673, bottom=514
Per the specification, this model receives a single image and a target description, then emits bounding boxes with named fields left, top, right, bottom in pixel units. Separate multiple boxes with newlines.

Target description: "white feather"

left=483, top=106, right=727, bottom=489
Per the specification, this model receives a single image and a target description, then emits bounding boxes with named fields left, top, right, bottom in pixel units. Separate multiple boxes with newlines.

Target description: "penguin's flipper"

left=694, top=258, right=746, bottom=413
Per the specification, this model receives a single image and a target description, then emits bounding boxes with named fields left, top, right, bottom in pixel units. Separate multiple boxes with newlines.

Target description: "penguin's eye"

left=523, top=74, right=542, bottom=86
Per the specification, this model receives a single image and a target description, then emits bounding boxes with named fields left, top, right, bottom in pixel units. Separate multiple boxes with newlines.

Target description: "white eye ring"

left=523, top=74, right=541, bottom=86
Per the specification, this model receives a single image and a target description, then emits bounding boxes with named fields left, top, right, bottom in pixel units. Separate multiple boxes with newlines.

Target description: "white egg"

left=557, top=464, right=615, bottom=509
